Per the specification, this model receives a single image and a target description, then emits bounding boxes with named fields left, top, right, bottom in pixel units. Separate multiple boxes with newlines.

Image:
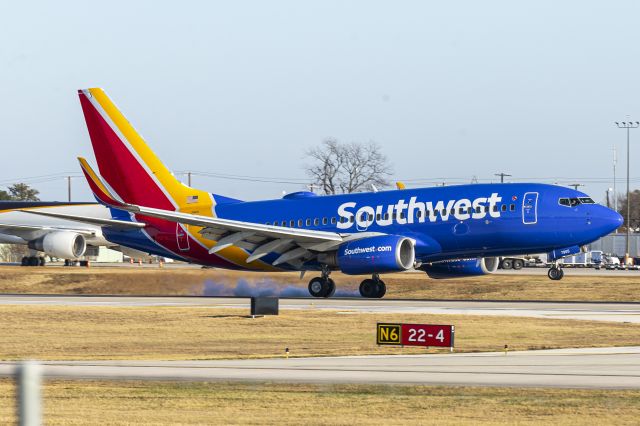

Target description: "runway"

left=0, top=294, right=638, bottom=323
left=1, top=347, right=638, bottom=389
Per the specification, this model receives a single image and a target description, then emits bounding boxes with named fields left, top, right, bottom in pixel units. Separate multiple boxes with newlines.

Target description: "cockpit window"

left=559, top=197, right=588, bottom=207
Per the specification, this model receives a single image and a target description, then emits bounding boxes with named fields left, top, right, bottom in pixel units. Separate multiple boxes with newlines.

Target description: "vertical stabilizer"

left=77, top=88, right=213, bottom=216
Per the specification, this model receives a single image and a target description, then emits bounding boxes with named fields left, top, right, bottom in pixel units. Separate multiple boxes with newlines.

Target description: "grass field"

left=0, top=265, right=639, bottom=301
left=0, top=380, right=639, bottom=425
left=0, top=305, right=637, bottom=360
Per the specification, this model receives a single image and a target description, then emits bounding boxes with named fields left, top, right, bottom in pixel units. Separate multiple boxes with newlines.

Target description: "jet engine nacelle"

left=321, top=235, right=416, bottom=275
left=28, top=232, right=87, bottom=259
left=421, top=257, right=499, bottom=279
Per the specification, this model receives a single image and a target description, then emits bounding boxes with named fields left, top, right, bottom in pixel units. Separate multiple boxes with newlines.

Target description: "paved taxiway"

left=0, top=294, right=637, bottom=323
left=0, top=347, right=637, bottom=389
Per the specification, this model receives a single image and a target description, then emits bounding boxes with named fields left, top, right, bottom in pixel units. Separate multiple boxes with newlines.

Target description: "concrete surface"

left=0, top=294, right=637, bottom=323
left=1, top=347, right=638, bottom=389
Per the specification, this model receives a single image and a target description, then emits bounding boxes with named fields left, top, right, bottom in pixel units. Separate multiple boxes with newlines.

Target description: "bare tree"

left=305, top=139, right=392, bottom=194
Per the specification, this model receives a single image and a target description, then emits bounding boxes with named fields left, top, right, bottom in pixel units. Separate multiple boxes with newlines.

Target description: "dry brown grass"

left=0, top=380, right=639, bottom=425
left=0, top=305, right=637, bottom=360
left=0, top=265, right=639, bottom=301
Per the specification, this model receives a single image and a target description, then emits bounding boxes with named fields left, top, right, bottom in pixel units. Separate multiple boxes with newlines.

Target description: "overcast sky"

left=1, top=1, right=640, bottom=203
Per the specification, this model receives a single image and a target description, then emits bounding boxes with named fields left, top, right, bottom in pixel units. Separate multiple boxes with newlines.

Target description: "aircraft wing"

left=127, top=204, right=362, bottom=265
left=20, top=210, right=146, bottom=230
left=0, top=223, right=100, bottom=241
left=78, top=156, right=382, bottom=266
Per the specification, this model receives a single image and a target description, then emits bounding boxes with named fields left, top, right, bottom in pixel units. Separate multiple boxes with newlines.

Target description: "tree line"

left=0, top=183, right=40, bottom=201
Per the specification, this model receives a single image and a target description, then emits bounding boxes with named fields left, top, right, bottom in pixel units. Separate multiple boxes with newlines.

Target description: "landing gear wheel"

left=501, top=259, right=513, bottom=269
left=308, top=277, right=335, bottom=298
left=27, top=256, right=39, bottom=266
left=325, top=278, right=336, bottom=298
left=38, top=257, right=46, bottom=267
left=308, top=278, right=325, bottom=297
left=512, top=259, right=524, bottom=270
left=359, top=279, right=386, bottom=298
left=359, top=279, right=377, bottom=298
left=21, top=257, right=28, bottom=266
left=548, top=267, right=564, bottom=280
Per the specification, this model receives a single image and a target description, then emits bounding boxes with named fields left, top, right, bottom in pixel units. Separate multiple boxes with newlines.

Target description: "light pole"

left=494, top=173, right=511, bottom=183
left=613, top=146, right=618, bottom=211
left=615, top=121, right=639, bottom=264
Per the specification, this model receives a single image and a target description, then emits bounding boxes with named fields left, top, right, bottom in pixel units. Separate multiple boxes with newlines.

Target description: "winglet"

left=78, top=157, right=131, bottom=209
left=396, top=181, right=406, bottom=190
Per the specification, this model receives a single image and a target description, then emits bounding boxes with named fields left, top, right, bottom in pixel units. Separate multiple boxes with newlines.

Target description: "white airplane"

left=0, top=201, right=147, bottom=265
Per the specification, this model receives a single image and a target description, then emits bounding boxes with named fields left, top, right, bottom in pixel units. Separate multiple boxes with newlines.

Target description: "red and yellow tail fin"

left=77, top=88, right=213, bottom=216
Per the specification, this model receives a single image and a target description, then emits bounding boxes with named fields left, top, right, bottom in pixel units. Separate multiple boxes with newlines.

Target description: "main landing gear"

left=21, top=256, right=45, bottom=267
left=307, top=268, right=387, bottom=298
left=308, top=267, right=336, bottom=298
left=547, top=264, right=564, bottom=281
left=359, top=274, right=386, bottom=298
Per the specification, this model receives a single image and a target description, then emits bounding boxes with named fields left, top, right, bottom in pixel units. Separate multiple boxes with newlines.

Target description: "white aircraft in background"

left=0, top=201, right=148, bottom=266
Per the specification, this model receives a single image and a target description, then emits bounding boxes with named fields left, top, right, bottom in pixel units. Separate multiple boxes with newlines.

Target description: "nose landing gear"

left=359, top=274, right=386, bottom=298
left=547, top=264, right=564, bottom=280
left=308, top=267, right=336, bottom=298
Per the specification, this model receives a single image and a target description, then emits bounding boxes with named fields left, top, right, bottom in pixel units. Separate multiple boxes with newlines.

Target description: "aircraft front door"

left=176, top=223, right=191, bottom=251
left=522, top=192, right=538, bottom=225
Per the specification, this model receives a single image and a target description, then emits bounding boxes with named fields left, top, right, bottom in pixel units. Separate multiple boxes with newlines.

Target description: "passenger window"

left=306, top=219, right=311, bottom=226
left=266, top=222, right=271, bottom=226
left=510, top=204, right=515, bottom=211
left=273, top=221, right=279, bottom=226
left=458, top=207, right=464, bottom=214
left=384, top=213, right=389, bottom=220
left=290, top=220, right=295, bottom=227
left=467, top=207, right=473, bottom=214
left=298, top=219, right=303, bottom=227
left=392, top=212, right=397, bottom=219
left=322, top=217, right=328, bottom=225
left=501, top=204, right=507, bottom=212
left=331, top=217, right=337, bottom=224
left=350, top=216, right=354, bottom=223
left=400, top=212, right=405, bottom=219
left=416, top=211, right=422, bottom=218
left=475, top=206, right=481, bottom=213
left=441, top=209, right=446, bottom=216
left=314, top=218, right=319, bottom=226
left=376, top=213, right=381, bottom=220
left=450, top=208, right=455, bottom=215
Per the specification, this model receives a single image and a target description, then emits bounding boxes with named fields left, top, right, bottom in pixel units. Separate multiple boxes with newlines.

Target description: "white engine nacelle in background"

left=481, top=257, right=500, bottom=273
left=28, top=232, right=87, bottom=259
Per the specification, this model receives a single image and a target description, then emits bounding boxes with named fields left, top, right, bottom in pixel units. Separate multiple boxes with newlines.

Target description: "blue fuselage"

left=214, top=183, right=621, bottom=263
left=104, top=183, right=622, bottom=269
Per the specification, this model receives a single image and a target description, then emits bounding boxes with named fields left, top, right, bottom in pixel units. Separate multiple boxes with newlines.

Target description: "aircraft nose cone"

left=604, top=209, right=624, bottom=233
